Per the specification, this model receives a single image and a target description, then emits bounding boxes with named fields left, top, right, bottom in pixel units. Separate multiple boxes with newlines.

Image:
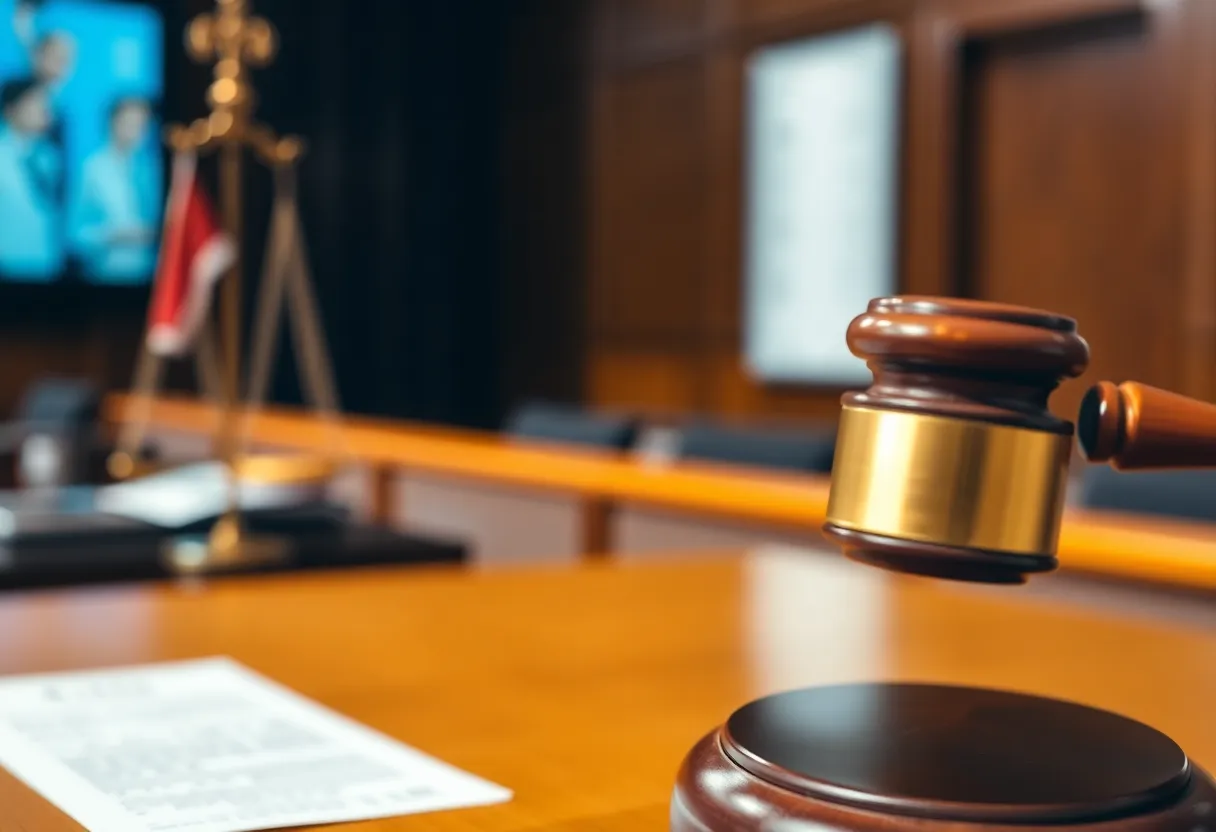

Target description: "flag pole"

left=219, top=141, right=242, bottom=457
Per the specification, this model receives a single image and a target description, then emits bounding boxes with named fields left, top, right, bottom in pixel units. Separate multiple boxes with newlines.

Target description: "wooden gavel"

left=821, top=296, right=1216, bottom=584
left=673, top=296, right=1216, bottom=832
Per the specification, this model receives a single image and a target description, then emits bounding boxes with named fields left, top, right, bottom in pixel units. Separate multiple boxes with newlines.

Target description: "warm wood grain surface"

left=1, top=550, right=1216, bottom=830
left=105, top=394, right=1216, bottom=593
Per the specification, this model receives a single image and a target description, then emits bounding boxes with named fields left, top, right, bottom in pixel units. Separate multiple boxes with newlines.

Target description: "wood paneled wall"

left=586, top=0, right=1216, bottom=422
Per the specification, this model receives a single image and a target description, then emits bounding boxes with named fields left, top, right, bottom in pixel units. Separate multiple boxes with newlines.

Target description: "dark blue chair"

left=1079, top=466, right=1216, bottom=523
left=4, top=378, right=104, bottom=487
left=677, top=422, right=836, bottom=474
left=17, top=378, right=100, bottom=432
left=505, top=402, right=640, bottom=451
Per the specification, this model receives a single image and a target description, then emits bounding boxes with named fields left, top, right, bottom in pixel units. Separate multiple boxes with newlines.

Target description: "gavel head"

left=823, top=296, right=1090, bottom=584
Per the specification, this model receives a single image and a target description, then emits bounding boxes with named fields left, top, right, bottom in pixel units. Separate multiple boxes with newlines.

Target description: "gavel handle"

left=1077, top=381, right=1216, bottom=469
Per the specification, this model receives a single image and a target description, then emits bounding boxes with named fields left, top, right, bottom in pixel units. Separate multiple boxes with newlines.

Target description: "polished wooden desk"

left=3, top=550, right=1216, bottom=831
left=104, top=394, right=1216, bottom=592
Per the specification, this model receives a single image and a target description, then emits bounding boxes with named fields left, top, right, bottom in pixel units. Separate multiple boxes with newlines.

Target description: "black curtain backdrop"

left=167, top=0, right=509, bottom=428
left=256, top=0, right=508, bottom=427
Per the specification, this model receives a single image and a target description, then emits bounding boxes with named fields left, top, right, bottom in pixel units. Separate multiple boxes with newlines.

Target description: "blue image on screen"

left=0, top=0, right=163, bottom=285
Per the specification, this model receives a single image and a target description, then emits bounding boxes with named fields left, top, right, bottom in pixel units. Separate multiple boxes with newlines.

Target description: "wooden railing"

left=104, top=393, right=1216, bottom=592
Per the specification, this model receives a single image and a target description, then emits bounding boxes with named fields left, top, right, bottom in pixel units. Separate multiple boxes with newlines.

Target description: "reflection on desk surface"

left=0, top=465, right=327, bottom=541
left=0, top=486, right=147, bottom=538
left=0, top=547, right=1214, bottom=831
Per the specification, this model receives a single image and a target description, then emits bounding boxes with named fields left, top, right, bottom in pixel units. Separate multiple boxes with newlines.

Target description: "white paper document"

left=0, top=658, right=511, bottom=832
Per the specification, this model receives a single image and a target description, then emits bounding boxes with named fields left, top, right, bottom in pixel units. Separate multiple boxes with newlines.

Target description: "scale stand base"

left=161, top=513, right=292, bottom=577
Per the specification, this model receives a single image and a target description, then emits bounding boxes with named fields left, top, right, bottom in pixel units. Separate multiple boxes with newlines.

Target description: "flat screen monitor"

left=743, top=24, right=901, bottom=386
left=0, top=0, right=163, bottom=286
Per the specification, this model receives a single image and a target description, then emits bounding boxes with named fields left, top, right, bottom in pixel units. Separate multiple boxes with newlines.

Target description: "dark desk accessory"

left=673, top=296, right=1216, bottom=831
left=0, top=486, right=465, bottom=591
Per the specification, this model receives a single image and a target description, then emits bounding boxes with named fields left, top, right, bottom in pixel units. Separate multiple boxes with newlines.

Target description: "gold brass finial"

left=172, top=0, right=297, bottom=165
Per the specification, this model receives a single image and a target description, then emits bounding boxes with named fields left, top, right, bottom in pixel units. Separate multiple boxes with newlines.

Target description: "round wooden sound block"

left=672, top=684, right=1216, bottom=831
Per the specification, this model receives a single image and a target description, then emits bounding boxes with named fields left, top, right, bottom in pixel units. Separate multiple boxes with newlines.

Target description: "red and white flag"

left=145, top=153, right=236, bottom=357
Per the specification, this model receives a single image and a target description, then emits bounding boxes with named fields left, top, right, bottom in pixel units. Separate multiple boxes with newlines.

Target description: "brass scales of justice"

left=108, top=0, right=343, bottom=575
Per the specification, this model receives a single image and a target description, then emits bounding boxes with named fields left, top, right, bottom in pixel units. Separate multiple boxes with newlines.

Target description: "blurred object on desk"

left=0, top=483, right=464, bottom=591
left=95, top=460, right=329, bottom=528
